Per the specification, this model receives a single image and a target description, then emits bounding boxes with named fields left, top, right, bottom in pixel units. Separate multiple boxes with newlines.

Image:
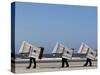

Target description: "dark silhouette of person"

left=62, top=58, right=69, bottom=67
left=84, top=58, right=92, bottom=66
left=84, top=48, right=93, bottom=67
left=61, top=48, right=74, bottom=68
left=26, top=47, right=44, bottom=69
left=26, top=46, right=36, bottom=69
left=26, top=57, right=36, bottom=69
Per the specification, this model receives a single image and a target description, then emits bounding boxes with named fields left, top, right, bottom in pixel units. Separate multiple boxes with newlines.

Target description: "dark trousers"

left=26, top=57, right=36, bottom=69
left=84, top=58, right=92, bottom=66
left=62, top=58, right=69, bottom=67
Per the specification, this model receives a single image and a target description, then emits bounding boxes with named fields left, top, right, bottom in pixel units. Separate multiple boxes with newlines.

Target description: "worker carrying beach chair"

left=19, top=41, right=44, bottom=69
left=84, top=48, right=97, bottom=66
left=62, top=48, right=74, bottom=67
left=52, top=42, right=74, bottom=67
left=78, top=43, right=97, bottom=67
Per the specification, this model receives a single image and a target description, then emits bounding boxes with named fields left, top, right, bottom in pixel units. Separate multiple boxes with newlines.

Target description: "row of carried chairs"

left=18, top=41, right=97, bottom=69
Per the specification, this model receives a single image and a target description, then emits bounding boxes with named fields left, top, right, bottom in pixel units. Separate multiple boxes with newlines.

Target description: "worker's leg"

left=84, top=58, right=88, bottom=66
left=62, top=58, right=65, bottom=67
left=33, top=58, right=36, bottom=68
left=26, top=57, right=33, bottom=69
left=88, top=58, right=92, bottom=66
left=65, top=59, right=69, bottom=67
